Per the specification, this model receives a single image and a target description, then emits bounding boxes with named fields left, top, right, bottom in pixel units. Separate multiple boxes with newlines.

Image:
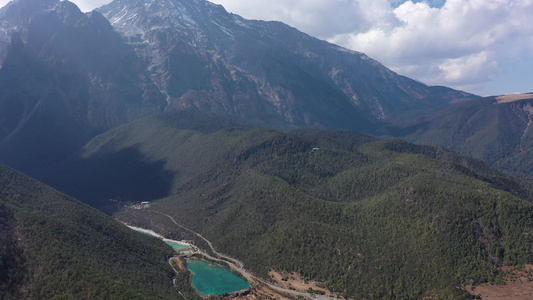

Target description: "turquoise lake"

left=186, top=259, right=250, bottom=296
left=165, top=240, right=189, bottom=250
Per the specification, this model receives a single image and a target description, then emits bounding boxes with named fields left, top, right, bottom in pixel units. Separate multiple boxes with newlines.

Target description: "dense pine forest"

left=0, top=163, right=200, bottom=300
left=385, top=97, right=533, bottom=178
left=31, top=112, right=533, bottom=299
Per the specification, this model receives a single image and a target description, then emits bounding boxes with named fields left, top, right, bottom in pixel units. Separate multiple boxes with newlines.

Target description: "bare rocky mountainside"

left=0, top=0, right=477, bottom=172
left=97, top=0, right=475, bottom=126
left=0, top=0, right=166, bottom=170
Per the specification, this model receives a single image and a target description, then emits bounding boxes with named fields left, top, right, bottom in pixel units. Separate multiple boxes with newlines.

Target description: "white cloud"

left=435, top=51, right=499, bottom=92
left=326, top=0, right=533, bottom=94
left=68, top=0, right=110, bottom=12
left=211, top=0, right=401, bottom=39
left=438, top=52, right=498, bottom=84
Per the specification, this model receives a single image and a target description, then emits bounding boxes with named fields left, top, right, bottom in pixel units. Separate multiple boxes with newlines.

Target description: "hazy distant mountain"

left=0, top=0, right=166, bottom=170
left=386, top=94, right=533, bottom=178
left=97, top=0, right=477, bottom=130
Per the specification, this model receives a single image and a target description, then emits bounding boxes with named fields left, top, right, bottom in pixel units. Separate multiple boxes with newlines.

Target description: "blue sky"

left=1, top=0, right=531, bottom=96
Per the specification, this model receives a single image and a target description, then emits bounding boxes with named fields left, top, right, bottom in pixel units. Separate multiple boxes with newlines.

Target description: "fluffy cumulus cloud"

left=210, top=0, right=400, bottom=39
left=329, top=0, right=533, bottom=93
left=68, top=0, right=110, bottom=12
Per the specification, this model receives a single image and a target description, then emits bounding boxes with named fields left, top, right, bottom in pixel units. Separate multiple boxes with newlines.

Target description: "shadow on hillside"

left=32, top=146, right=176, bottom=214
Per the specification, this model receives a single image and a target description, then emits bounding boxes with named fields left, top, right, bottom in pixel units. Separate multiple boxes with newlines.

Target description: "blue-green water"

left=165, top=240, right=189, bottom=250
left=138, top=230, right=156, bottom=237
left=186, top=259, right=250, bottom=296
left=131, top=228, right=188, bottom=251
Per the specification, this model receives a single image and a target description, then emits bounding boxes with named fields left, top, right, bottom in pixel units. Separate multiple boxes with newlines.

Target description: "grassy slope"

left=35, top=113, right=533, bottom=299
left=385, top=97, right=533, bottom=178
left=0, top=163, right=200, bottom=300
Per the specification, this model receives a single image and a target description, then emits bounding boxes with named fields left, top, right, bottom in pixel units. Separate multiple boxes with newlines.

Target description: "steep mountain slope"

left=0, top=0, right=480, bottom=175
left=0, top=0, right=166, bottom=171
left=97, top=0, right=476, bottom=130
left=33, top=112, right=533, bottom=299
left=0, top=162, right=200, bottom=299
left=385, top=95, right=533, bottom=178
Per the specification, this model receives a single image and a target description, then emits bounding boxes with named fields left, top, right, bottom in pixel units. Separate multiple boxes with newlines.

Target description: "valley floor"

left=133, top=209, right=338, bottom=300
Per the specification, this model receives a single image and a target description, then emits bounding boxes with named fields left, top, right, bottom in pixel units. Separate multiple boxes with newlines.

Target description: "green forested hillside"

left=0, top=163, right=199, bottom=300
left=385, top=97, right=533, bottom=178
left=33, top=112, right=533, bottom=299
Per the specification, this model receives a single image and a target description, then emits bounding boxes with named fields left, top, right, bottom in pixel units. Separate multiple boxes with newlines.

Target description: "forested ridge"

left=36, top=112, right=533, bottom=299
left=0, top=163, right=200, bottom=300
left=385, top=97, right=533, bottom=178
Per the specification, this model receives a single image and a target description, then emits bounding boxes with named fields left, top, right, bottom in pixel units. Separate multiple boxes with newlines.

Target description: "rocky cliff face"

left=98, top=0, right=477, bottom=130
left=0, top=0, right=166, bottom=170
